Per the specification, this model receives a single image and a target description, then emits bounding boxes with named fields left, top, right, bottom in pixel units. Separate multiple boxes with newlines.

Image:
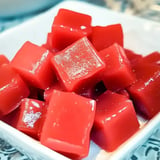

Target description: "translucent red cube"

left=11, top=41, right=55, bottom=90
left=91, top=90, right=139, bottom=151
left=91, top=24, right=123, bottom=51
left=0, top=54, right=9, bottom=66
left=51, top=37, right=105, bottom=92
left=40, top=90, right=96, bottom=159
left=51, top=8, right=92, bottom=51
left=140, top=51, right=160, bottom=65
left=124, top=48, right=142, bottom=66
left=99, top=43, right=135, bottom=91
left=128, top=62, right=160, bottom=119
left=0, top=64, right=30, bottom=116
left=15, top=98, right=46, bottom=139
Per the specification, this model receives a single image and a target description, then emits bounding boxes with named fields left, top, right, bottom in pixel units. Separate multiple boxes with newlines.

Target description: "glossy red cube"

left=51, top=37, right=105, bottom=92
left=91, top=90, right=139, bottom=152
left=124, top=48, right=143, bottom=66
left=15, top=98, right=46, bottom=139
left=11, top=41, right=55, bottom=90
left=132, top=61, right=160, bottom=81
left=0, top=55, right=9, bottom=66
left=140, top=51, right=160, bottom=65
left=91, top=24, right=123, bottom=51
left=128, top=63, right=160, bottom=119
left=99, top=43, right=135, bottom=91
left=51, top=9, right=92, bottom=51
left=0, top=64, right=30, bottom=116
left=40, top=90, right=96, bottom=159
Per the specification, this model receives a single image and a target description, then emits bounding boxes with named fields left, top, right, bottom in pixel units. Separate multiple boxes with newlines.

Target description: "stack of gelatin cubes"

left=0, top=8, right=160, bottom=159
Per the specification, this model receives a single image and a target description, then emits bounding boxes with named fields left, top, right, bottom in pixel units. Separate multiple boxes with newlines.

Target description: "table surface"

left=1, top=0, right=160, bottom=160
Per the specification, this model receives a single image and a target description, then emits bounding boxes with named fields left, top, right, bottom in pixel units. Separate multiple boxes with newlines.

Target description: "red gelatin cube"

left=91, top=24, right=123, bottom=51
left=11, top=41, right=55, bottom=90
left=128, top=63, right=160, bottom=119
left=99, top=43, right=135, bottom=91
left=51, top=37, right=105, bottom=92
left=124, top=48, right=143, bottom=66
left=0, top=55, right=9, bottom=66
left=51, top=9, right=92, bottom=51
left=141, top=51, right=160, bottom=65
left=40, top=90, right=96, bottom=159
left=16, top=98, right=45, bottom=139
left=91, top=90, right=139, bottom=152
left=133, top=62, right=160, bottom=81
left=0, top=64, right=30, bottom=115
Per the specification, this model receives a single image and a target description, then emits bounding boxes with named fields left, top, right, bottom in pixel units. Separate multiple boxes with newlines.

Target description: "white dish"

left=0, top=1, right=160, bottom=160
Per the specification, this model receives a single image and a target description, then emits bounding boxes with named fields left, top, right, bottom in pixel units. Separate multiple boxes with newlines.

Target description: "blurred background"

left=1, top=0, right=160, bottom=32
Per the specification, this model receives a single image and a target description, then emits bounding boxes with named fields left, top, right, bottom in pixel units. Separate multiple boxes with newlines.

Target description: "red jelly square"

left=128, top=63, right=160, bottom=119
left=99, top=43, right=135, bottom=91
left=0, top=64, right=30, bottom=116
left=51, top=37, right=105, bottom=92
left=11, top=41, right=55, bottom=90
left=40, top=90, right=96, bottom=159
left=91, top=90, right=139, bottom=152
left=51, top=9, right=92, bottom=51
left=124, top=48, right=143, bottom=66
left=91, top=24, right=123, bottom=51
left=0, top=55, right=9, bottom=66
left=16, top=98, right=46, bottom=139
left=140, top=51, right=160, bottom=65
